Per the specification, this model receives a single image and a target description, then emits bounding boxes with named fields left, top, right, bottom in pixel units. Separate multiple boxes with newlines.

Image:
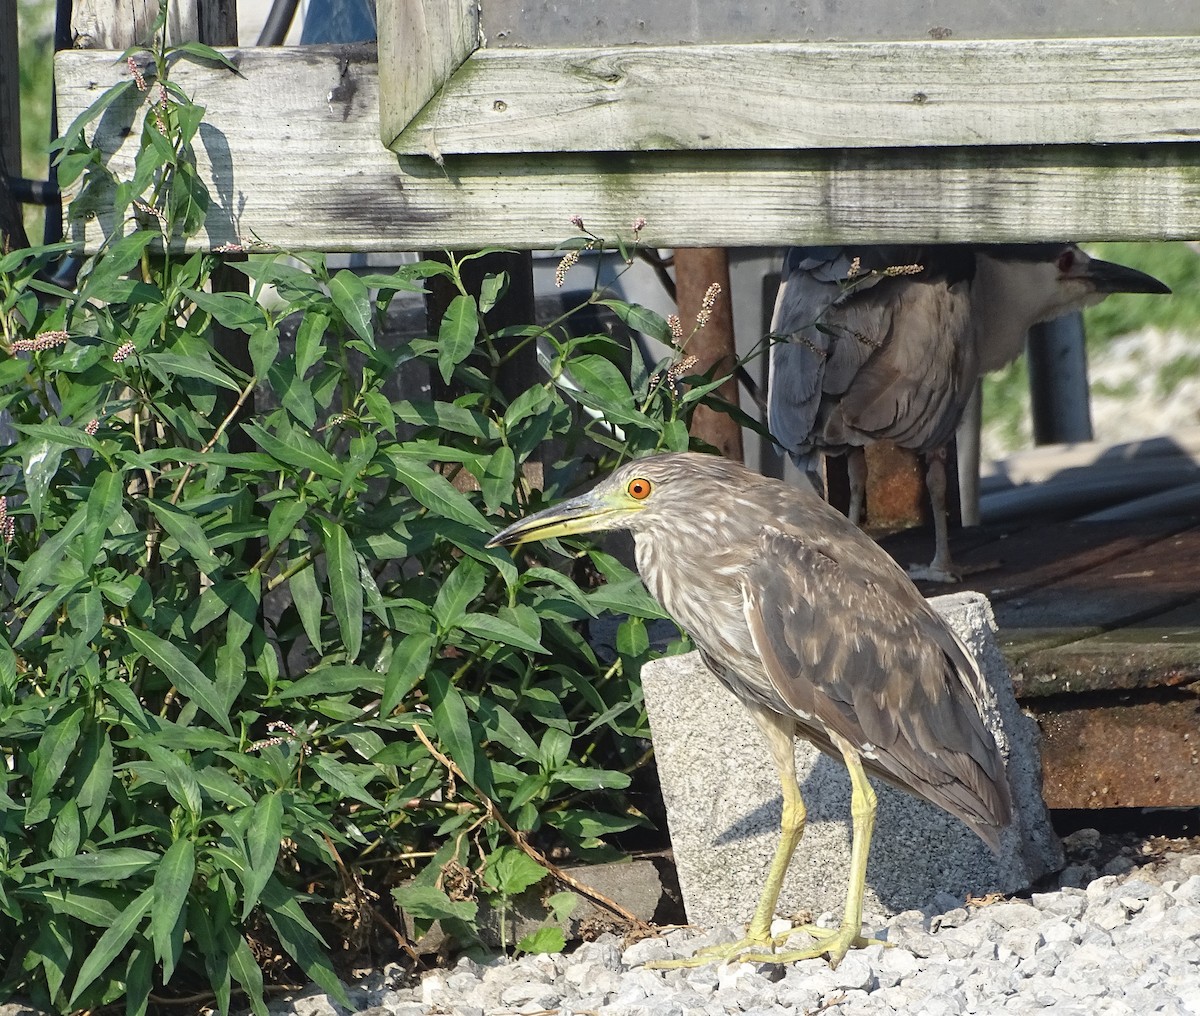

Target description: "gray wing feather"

left=740, top=525, right=1012, bottom=847
left=768, top=246, right=981, bottom=456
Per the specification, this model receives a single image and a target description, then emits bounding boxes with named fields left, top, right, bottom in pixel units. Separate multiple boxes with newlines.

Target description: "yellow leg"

left=651, top=708, right=808, bottom=968
left=648, top=721, right=888, bottom=970
left=743, top=735, right=885, bottom=968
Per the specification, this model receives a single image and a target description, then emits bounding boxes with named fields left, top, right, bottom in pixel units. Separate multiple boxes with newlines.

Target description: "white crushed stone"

left=221, top=847, right=1200, bottom=1016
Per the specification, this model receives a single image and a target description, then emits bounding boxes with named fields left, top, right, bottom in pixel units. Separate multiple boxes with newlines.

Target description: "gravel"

left=234, top=839, right=1200, bottom=1016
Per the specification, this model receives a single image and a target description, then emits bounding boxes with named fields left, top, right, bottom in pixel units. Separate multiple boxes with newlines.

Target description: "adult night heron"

left=488, top=452, right=1011, bottom=967
left=769, top=244, right=1170, bottom=581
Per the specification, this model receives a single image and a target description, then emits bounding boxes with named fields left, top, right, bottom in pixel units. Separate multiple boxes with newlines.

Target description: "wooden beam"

left=72, top=0, right=200, bottom=48
left=55, top=46, right=1200, bottom=253
left=387, top=36, right=1200, bottom=155
left=378, top=0, right=479, bottom=156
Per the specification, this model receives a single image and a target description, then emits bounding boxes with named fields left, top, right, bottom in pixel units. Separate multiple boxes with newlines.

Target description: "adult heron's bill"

left=488, top=452, right=1011, bottom=967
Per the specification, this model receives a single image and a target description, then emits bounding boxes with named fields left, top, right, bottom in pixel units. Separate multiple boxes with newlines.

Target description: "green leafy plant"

left=0, top=7, right=733, bottom=1014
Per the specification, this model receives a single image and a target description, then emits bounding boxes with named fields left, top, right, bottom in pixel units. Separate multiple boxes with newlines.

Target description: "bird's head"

left=982, top=243, right=1170, bottom=325
left=487, top=453, right=725, bottom=548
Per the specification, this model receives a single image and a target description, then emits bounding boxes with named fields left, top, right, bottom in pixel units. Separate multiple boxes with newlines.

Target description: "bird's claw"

left=741, top=925, right=891, bottom=968
left=646, top=924, right=889, bottom=969
left=905, top=563, right=962, bottom=584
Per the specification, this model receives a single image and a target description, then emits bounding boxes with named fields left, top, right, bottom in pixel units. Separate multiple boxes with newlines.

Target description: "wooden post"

left=0, top=1, right=28, bottom=251
left=675, top=247, right=743, bottom=462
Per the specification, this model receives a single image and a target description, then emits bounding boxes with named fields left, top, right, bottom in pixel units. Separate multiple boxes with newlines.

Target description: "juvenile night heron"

left=489, top=452, right=1011, bottom=967
left=769, top=244, right=1170, bottom=581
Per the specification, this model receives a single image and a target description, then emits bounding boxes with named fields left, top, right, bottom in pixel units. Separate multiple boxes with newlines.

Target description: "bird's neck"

left=970, top=263, right=1053, bottom=372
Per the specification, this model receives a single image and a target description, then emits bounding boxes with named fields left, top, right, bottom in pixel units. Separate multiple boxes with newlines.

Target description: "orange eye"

left=627, top=478, right=653, bottom=500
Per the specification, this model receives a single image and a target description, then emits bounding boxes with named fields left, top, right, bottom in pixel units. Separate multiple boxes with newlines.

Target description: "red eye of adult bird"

left=627, top=478, right=652, bottom=500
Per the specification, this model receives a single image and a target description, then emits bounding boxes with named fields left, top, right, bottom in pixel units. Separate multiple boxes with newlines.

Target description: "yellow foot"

left=742, top=924, right=889, bottom=969
left=647, top=924, right=889, bottom=970
left=646, top=933, right=772, bottom=969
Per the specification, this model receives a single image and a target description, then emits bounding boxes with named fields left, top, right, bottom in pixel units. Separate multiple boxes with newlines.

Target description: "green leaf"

left=386, top=455, right=489, bottom=531
left=151, top=838, right=194, bottom=982
left=81, top=469, right=124, bottom=569
left=479, top=271, right=508, bottom=314
left=382, top=631, right=434, bottom=716
left=242, top=792, right=283, bottom=919
left=145, top=499, right=222, bottom=575
left=517, top=926, right=566, bottom=955
left=124, top=628, right=233, bottom=733
left=244, top=422, right=342, bottom=480
left=266, top=498, right=310, bottom=550
left=29, top=706, right=84, bottom=823
left=260, top=879, right=350, bottom=1008
left=562, top=354, right=643, bottom=425
left=597, top=298, right=673, bottom=343
left=433, top=557, right=485, bottom=631
left=229, top=935, right=268, bottom=1016
left=21, top=438, right=64, bottom=524
left=183, top=288, right=264, bottom=331
left=288, top=560, right=324, bottom=653
left=437, top=294, right=479, bottom=384
left=321, top=519, right=362, bottom=662
left=295, top=311, right=329, bottom=377
left=172, top=39, right=241, bottom=72
left=484, top=846, right=547, bottom=897
left=142, top=352, right=241, bottom=391
left=550, top=767, right=632, bottom=790
left=546, top=891, right=580, bottom=922
left=392, top=883, right=478, bottom=923
left=481, top=445, right=515, bottom=513
left=617, top=616, right=650, bottom=658
left=330, top=269, right=374, bottom=346
left=41, top=887, right=123, bottom=926
left=29, top=848, right=160, bottom=882
left=310, top=755, right=381, bottom=808
left=454, top=613, right=547, bottom=654
left=13, top=422, right=104, bottom=452
left=423, top=675, right=488, bottom=794
left=277, top=664, right=382, bottom=699
left=586, top=577, right=669, bottom=620
left=70, top=886, right=154, bottom=1004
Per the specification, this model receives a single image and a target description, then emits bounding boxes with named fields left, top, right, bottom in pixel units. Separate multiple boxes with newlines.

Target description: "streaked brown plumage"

left=488, top=451, right=1011, bottom=966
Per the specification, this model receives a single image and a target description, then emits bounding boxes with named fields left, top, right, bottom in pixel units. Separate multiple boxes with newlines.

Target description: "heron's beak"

left=1079, top=257, right=1171, bottom=295
left=486, top=490, right=637, bottom=547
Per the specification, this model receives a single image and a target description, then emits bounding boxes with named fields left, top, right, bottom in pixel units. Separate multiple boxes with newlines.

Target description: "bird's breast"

left=633, top=529, right=793, bottom=715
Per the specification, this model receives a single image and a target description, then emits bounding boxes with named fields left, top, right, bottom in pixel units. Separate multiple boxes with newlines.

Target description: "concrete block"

left=641, top=591, right=1064, bottom=926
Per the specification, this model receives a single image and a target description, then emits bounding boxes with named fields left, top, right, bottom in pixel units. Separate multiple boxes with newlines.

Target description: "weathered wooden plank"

left=477, top=0, right=1200, bottom=47
left=387, top=36, right=1200, bottom=155
left=55, top=46, right=1200, bottom=253
left=72, top=0, right=200, bottom=48
left=378, top=0, right=479, bottom=156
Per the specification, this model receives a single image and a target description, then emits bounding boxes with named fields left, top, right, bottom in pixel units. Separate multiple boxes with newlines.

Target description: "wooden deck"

left=881, top=514, right=1200, bottom=811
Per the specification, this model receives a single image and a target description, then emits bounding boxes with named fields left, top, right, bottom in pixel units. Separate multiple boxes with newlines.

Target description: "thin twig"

left=169, top=375, right=257, bottom=506
left=412, top=724, right=650, bottom=931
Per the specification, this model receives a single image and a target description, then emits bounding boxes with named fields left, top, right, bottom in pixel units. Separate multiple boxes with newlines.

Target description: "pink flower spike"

left=113, top=341, right=135, bottom=363
left=570, top=215, right=585, bottom=230
left=128, top=56, right=148, bottom=91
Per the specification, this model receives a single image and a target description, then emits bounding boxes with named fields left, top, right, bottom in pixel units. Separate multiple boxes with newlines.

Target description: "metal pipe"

left=1027, top=311, right=1094, bottom=445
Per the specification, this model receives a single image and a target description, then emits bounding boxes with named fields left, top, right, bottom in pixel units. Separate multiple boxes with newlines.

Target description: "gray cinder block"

left=641, top=590, right=1064, bottom=926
